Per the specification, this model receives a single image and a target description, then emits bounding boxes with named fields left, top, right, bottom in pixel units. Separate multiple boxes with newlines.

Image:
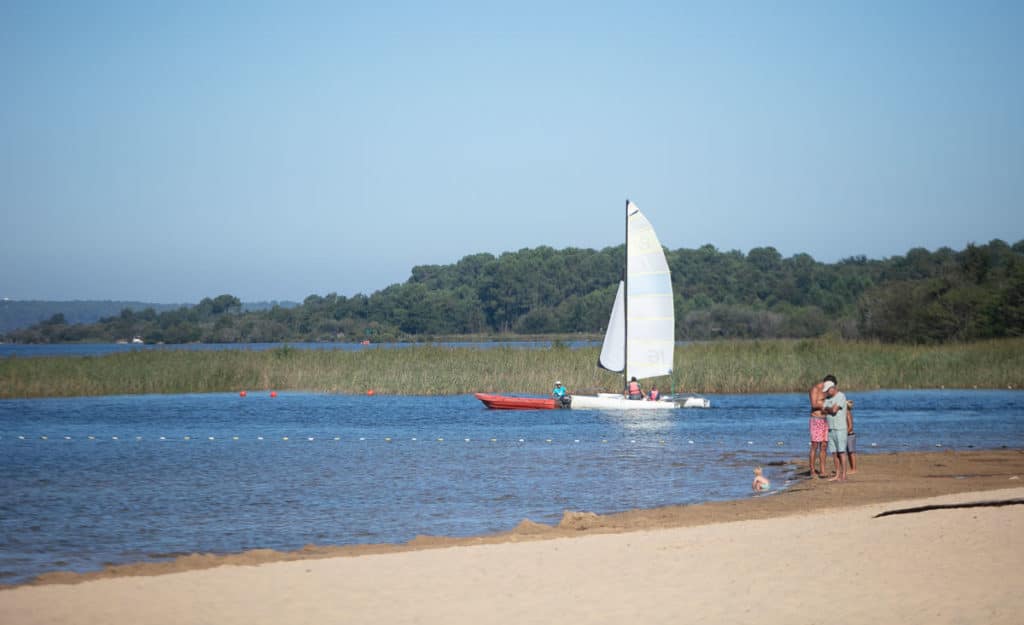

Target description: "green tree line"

left=6, top=239, right=1023, bottom=345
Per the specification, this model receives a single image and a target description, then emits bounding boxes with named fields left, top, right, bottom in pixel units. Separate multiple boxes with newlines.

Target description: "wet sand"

left=2, top=449, right=1022, bottom=624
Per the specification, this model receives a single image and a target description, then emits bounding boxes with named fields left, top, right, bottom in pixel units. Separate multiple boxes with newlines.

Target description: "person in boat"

left=648, top=385, right=660, bottom=401
left=625, top=376, right=644, bottom=400
left=552, top=380, right=571, bottom=408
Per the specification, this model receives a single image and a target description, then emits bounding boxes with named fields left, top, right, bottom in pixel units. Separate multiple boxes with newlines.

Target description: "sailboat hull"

left=568, top=393, right=710, bottom=410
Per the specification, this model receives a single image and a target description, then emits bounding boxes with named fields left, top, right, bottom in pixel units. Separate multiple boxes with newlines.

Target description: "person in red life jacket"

left=626, top=376, right=644, bottom=400
left=648, top=385, right=660, bottom=401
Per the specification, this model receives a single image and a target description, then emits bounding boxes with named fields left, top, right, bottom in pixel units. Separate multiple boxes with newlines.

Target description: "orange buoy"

left=366, top=389, right=376, bottom=396
left=270, top=391, right=277, bottom=398
left=239, top=391, right=247, bottom=397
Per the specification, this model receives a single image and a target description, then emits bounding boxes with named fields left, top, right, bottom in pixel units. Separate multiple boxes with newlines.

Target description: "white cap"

left=555, top=380, right=562, bottom=385
left=822, top=380, right=835, bottom=392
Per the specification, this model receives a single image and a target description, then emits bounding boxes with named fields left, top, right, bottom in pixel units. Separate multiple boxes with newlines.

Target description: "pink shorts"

left=810, top=417, right=828, bottom=443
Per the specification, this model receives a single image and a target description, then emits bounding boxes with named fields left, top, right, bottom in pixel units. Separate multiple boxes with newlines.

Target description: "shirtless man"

left=808, top=375, right=832, bottom=478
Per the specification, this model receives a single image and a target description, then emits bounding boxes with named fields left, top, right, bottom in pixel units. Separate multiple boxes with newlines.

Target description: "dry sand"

left=2, top=449, right=1022, bottom=625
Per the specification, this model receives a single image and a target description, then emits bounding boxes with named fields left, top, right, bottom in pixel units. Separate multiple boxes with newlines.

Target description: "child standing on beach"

left=847, top=399, right=857, bottom=474
left=752, top=467, right=770, bottom=491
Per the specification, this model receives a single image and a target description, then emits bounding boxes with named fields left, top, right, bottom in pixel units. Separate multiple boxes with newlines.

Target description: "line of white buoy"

left=0, top=435, right=893, bottom=447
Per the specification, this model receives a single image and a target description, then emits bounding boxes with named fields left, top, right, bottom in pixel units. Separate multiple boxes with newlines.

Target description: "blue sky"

left=3, top=1, right=1022, bottom=303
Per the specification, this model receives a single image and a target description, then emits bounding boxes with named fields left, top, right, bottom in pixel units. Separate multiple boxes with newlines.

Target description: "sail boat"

left=475, top=200, right=708, bottom=411
left=568, top=200, right=710, bottom=410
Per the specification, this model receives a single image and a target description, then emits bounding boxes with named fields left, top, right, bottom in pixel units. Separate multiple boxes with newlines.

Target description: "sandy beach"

left=2, top=449, right=1022, bottom=625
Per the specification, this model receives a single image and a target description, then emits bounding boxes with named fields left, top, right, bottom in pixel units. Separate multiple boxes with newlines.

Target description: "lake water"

left=0, top=340, right=599, bottom=358
left=1, top=389, right=1022, bottom=585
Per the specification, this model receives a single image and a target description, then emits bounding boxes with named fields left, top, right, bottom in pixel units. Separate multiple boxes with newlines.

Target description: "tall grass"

left=681, top=338, right=1024, bottom=393
left=1, top=338, right=1021, bottom=399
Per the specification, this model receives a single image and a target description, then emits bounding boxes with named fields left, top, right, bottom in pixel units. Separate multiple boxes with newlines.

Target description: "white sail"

left=598, top=281, right=626, bottom=372
left=569, top=200, right=709, bottom=410
left=624, top=201, right=674, bottom=380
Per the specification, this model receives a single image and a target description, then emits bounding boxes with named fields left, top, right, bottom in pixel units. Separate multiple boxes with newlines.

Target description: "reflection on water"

left=598, top=411, right=675, bottom=432
left=0, top=389, right=1021, bottom=584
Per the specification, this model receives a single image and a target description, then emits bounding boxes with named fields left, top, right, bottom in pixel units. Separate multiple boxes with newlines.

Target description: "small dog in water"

left=752, top=467, right=771, bottom=492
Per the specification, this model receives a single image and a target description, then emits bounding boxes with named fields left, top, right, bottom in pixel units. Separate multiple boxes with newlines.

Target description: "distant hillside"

left=0, top=299, right=298, bottom=334
left=0, top=300, right=177, bottom=334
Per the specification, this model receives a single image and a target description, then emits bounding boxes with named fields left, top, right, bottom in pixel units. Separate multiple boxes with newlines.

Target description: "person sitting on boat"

left=626, top=376, right=644, bottom=400
left=552, top=380, right=571, bottom=408
left=648, top=385, right=660, bottom=401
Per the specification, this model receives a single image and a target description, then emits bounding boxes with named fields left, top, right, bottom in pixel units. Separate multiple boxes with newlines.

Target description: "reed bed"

left=1, top=338, right=1021, bottom=399
left=681, top=338, right=1024, bottom=394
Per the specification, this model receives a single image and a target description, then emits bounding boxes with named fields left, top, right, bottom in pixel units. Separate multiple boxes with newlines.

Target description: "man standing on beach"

left=808, top=376, right=830, bottom=477
left=822, top=378, right=850, bottom=482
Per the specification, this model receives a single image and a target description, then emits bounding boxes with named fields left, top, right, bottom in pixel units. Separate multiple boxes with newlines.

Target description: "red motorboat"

left=474, top=393, right=558, bottom=410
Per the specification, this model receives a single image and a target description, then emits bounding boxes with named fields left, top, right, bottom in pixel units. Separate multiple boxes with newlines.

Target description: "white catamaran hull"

left=569, top=393, right=710, bottom=410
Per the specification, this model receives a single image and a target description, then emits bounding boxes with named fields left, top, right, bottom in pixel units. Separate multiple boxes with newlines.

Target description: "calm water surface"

left=1, top=389, right=1021, bottom=584
left=0, top=340, right=599, bottom=358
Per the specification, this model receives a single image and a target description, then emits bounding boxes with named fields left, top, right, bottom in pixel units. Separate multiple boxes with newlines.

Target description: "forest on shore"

left=5, top=238, right=1023, bottom=345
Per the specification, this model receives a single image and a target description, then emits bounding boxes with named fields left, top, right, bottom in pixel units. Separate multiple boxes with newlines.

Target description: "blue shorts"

left=828, top=429, right=848, bottom=454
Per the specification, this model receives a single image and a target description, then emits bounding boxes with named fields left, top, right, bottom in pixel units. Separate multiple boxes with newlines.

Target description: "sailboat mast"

left=623, top=198, right=629, bottom=391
